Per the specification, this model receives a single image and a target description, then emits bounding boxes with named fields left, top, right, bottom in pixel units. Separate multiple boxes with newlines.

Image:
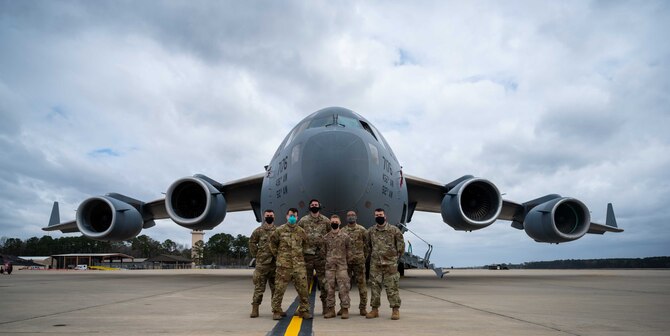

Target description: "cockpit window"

left=359, top=120, right=378, bottom=141
left=338, top=116, right=363, bottom=129
left=284, top=120, right=309, bottom=149
left=308, top=115, right=334, bottom=128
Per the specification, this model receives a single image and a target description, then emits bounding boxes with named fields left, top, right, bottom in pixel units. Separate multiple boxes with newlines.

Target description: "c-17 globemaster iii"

left=44, top=107, right=622, bottom=272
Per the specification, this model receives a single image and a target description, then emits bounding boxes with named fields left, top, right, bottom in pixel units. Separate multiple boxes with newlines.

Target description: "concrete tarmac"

left=0, top=268, right=668, bottom=335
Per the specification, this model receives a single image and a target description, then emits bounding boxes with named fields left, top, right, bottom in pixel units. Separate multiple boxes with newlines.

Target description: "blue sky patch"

left=88, top=148, right=120, bottom=157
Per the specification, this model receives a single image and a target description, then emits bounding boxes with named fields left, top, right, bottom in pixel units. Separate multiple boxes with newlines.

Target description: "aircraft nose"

left=301, top=130, right=369, bottom=215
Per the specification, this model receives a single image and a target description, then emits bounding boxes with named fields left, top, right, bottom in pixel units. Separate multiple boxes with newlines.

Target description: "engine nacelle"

left=524, top=197, right=591, bottom=243
left=441, top=178, right=502, bottom=231
left=76, top=196, right=143, bottom=241
left=165, top=176, right=227, bottom=230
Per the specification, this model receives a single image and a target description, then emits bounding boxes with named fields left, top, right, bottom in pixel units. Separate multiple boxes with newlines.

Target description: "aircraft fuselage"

left=260, top=107, right=408, bottom=228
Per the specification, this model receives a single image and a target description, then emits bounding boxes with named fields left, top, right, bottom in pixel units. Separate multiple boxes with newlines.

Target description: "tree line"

left=522, top=257, right=670, bottom=269
left=0, top=233, right=251, bottom=266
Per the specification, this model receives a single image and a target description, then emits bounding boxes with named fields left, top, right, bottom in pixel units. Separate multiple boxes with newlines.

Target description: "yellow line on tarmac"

left=285, top=316, right=302, bottom=336
left=283, top=278, right=314, bottom=336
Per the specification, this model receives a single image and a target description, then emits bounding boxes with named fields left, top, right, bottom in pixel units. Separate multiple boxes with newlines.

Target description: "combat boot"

left=272, top=311, right=282, bottom=320
left=340, top=308, right=349, bottom=319
left=324, top=307, right=336, bottom=319
left=359, top=307, right=368, bottom=316
left=366, top=308, right=379, bottom=319
left=301, top=311, right=313, bottom=319
left=250, top=304, right=259, bottom=318
left=336, top=308, right=343, bottom=316
left=321, top=299, right=327, bottom=315
left=391, top=307, right=400, bottom=320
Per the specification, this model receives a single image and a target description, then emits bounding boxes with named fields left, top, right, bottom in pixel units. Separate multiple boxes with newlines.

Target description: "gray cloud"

left=1, top=0, right=668, bottom=266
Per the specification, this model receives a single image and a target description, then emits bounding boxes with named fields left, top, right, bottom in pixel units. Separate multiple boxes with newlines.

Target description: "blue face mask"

left=288, top=215, right=297, bottom=224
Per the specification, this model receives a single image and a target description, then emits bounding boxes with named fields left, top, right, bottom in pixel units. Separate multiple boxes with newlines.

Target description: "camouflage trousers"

left=369, top=264, right=401, bottom=308
left=347, top=262, right=367, bottom=309
left=304, top=253, right=327, bottom=302
left=271, top=265, right=310, bottom=314
left=325, top=266, right=350, bottom=309
left=251, top=263, right=276, bottom=305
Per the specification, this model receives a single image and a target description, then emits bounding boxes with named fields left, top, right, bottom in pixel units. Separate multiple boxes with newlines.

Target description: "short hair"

left=263, top=209, right=274, bottom=214
left=287, top=207, right=299, bottom=215
left=309, top=199, right=320, bottom=205
left=374, top=208, right=385, bottom=213
left=330, top=214, right=340, bottom=219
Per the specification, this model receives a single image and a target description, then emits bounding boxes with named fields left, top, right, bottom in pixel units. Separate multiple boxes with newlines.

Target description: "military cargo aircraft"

left=44, top=107, right=622, bottom=266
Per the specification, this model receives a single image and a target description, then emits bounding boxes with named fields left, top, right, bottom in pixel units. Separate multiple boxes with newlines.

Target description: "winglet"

left=48, top=202, right=60, bottom=227
left=606, top=203, right=618, bottom=228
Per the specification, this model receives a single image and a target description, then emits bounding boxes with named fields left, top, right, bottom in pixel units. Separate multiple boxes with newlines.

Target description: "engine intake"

left=165, top=176, right=227, bottom=230
left=76, top=196, right=143, bottom=241
left=441, top=177, right=502, bottom=231
left=523, top=197, right=590, bottom=243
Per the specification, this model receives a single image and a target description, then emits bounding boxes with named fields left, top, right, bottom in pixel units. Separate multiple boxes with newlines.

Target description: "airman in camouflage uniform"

left=249, top=210, right=281, bottom=318
left=341, top=210, right=369, bottom=316
left=323, top=215, right=352, bottom=319
left=298, top=199, right=330, bottom=313
left=269, top=208, right=312, bottom=320
left=366, top=208, right=405, bottom=320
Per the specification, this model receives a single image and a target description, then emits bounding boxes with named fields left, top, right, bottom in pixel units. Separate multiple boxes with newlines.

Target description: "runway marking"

left=267, top=278, right=316, bottom=336
left=402, top=288, right=583, bottom=336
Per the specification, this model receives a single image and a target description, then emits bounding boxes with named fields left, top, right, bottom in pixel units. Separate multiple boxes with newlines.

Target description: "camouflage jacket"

left=269, top=223, right=308, bottom=269
left=367, top=222, right=405, bottom=266
left=341, top=223, right=369, bottom=264
left=324, top=230, right=351, bottom=270
left=249, top=222, right=277, bottom=265
left=298, top=214, right=330, bottom=255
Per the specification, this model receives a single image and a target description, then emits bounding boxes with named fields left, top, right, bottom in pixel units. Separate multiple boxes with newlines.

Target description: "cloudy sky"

left=1, top=1, right=668, bottom=267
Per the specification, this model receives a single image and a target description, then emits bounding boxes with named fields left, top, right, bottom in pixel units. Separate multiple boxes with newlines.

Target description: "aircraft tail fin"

left=48, top=202, right=60, bottom=227
left=606, top=203, right=618, bottom=228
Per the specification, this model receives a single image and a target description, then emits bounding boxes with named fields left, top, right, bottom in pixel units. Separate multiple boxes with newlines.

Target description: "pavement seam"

left=401, top=288, right=583, bottom=336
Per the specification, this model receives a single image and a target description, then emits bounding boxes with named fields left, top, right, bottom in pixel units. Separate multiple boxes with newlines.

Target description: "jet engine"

left=165, top=176, right=227, bottom=230
left=441, top=177, right=502, bottom=231
left=523, top=197, right=590, bottom=243
left=76, top=196, right=143, bottom=241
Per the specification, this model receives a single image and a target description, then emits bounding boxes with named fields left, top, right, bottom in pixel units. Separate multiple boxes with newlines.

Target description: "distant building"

left=145, top=254, right=193, bottom=269
left=50, top=253, right=134, bottom=269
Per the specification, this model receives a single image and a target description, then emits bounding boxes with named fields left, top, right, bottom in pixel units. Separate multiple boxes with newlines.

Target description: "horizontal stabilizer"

left=43, top=201, right=79, bottom=233
left=587, top=203, right=623, bottom=234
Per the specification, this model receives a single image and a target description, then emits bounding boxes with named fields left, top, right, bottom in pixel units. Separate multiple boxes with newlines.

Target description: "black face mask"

left=265, top=217, right=274, bottom=224
left=375, top=216, right=385, bottom=225
left=309, top=206, right=320, bottom=214
left=347, top=216, right=357, bottom=224
left=331, top=223, right=340, bottom=230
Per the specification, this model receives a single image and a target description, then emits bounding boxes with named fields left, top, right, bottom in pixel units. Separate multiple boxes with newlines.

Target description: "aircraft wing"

left=44, top=173, right=265, bottom=235
left=404, top=174, right=622, bottom=236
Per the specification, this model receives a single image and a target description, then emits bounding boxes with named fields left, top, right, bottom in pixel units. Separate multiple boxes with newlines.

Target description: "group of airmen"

left=248, top=199, right=405, bottom=321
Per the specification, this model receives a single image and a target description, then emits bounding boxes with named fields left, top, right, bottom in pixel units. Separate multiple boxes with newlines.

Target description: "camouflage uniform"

left=341, top=222, right=369, bottom=310
left=298, top=214, right=330, bottom=303
left=367, top=222, right=405, bottom=309
left=249, top=222, right=277, bottom=306
left=324, top=230, right=352, bottom=309
left=269, top=223, right=310, bottom=314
